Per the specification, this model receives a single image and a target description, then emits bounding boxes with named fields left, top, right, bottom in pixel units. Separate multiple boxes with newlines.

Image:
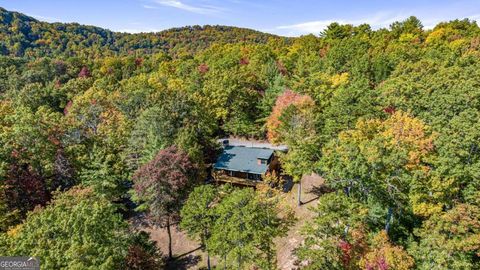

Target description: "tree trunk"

left=297, top=180, right=302, bottom=206
left=385, top=207, right=393, bottom=233
left=205, top=240, right=211, bottom=270
left=166, top=216, right=173, bottom=260
left=207, top=252, right=211, bottom=270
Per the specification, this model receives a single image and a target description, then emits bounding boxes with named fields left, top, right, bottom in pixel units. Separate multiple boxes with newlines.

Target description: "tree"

left=274, top=96, right=320, bottom=206
left=296, top=192, right=369, bottom=270
left=409, top=204, right=480, bottom=269
left=207, top=188, right=290, bottom=269
left=127, top=88, right=216, bottom=168
left=360, top=231, right=414, bottom=270
left=0, top=104, right=65, bottom=225
left=132, top=146, right=196, bottom=260
left=321, top=111, right=435, bottom=217
left=0, top=187, right=131, bottom=269
left=266, top=89, right=319, bottom=206
left=180, top=184, right=218, bottom=270
left=266, top=89, right=313, bottom=143
left=78, top=66, right=91, bottom=78
left=124, top=231, right=164, bottom=270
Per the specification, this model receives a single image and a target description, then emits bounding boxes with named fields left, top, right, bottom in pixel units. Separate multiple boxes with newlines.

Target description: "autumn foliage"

left=132, top=146, right=196, bottom=259
left=266, top=89, right=313, bottom=143
left=361, top=231, right=414, bottom=270
left=4, top=163, right=49, bottom=216
left=78, top=66, right=91, bottom=78
left=133, top=146, right=196, bottom=217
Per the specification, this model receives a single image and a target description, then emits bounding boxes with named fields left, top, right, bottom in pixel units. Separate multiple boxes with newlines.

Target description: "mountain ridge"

left=0, top=7, right=288, bottom=57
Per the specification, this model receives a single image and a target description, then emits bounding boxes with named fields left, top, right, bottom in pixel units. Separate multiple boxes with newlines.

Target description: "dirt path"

left=134, top=173, right=325, bottom=269
left=276, top=173, right=324, bottom=269
left=143, top=224, right=208, bottom=269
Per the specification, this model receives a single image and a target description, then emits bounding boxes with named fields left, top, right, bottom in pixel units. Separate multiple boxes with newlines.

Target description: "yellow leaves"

left=399, top=33, right=419, bottom=43
left=97, top=109, right=130, bottom=138
left=6, top=224, right=22, bottom=237
left=449, top=38, right=468, bottom=51
left=147, top=71, right=167, bottom=90
left=331, top=72, right=349, bottom=88
left=359, top=230, right=415, bottom=270
left=426, top=28, right=446, bottom=44
left=0, top=100, right=14, bottom=128
left=411, top=175, right=458, bottom=217
left=412, top=201, right=443, bottom=218
left=166, top=78, right=185, bottom=91
left=382, top=111, right=430, bottom=147
left=381, top=111, right=434, bottom=169
left=416, top=204, right=480, bottom=258
left=158, top=61, right=177, bottom=76
left=99, top=57, right=123, bottom=75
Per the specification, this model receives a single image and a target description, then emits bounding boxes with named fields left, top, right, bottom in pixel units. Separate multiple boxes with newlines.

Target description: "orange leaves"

left=381, top=111, right=435, bottom=170
left=343, top=111, right=434, bottom=172
left=266, top=89, right=313, bottom=143
left=197, top=63, right=209, bottom=74
left=360, top=231, right=415, bottom=270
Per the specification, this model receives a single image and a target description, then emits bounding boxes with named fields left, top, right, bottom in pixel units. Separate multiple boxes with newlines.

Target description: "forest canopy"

left=1, top=7, right=480, bottom=269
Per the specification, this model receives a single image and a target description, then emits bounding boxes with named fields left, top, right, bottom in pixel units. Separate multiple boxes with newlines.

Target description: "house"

left=212, top=139, right=284, bottom=186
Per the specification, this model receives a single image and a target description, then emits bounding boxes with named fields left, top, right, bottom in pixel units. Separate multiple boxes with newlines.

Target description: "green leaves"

left=180, top=184, right=217, bottom=245
left=409, top=204, right=480, bottom=270
left=1, top=187, right=131, bottom=269
left=180, top=186, right=291, bottom=269
left=296, top=192, right=369, bottom=270
left=321, top=111, right=435, bottom=212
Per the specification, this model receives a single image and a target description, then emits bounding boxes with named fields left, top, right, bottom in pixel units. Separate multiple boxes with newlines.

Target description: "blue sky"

left=1, top=0, right=480, bottom=36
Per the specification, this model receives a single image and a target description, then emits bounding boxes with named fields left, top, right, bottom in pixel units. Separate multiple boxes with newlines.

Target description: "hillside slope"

left=0, top=7, right=287, bottom=57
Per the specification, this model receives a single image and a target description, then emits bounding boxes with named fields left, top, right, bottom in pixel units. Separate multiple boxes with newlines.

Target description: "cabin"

left=212, top=139, right=285, bottom=186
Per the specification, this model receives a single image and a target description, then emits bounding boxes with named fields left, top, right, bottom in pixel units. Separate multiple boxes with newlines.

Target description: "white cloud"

left=149, top=0, right=225, bottom=15
left=274, top=11, right=408, bottom=36
left=25, top=13, right=61, bottom=23
left=273, top=10, right=480, bottom=37
left=115, top=27, right=164, bottom=33
left=142, top=4, right=158, bottom=9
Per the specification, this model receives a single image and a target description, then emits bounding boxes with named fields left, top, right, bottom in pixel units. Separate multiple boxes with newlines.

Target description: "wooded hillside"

left=1, top=7, right=480, bottom=269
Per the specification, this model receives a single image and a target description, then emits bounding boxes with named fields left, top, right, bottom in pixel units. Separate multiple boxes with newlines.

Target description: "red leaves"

left=266, top=89, right=313, bottom=143
left=339, top=239, right=353, bottom=267
left=383, top=106, right=396, bottom=115
left=132, top=146, right=196, bottom=225
left=78, top=66, right=91, bottom=78
left=133, top=146, right=194, bottom=196
left=198, top=63, right=209, bottom=74
left=366, top=257, right=389, bottom=270
left=239, top=57, right=250, bottom=65
left=4, top=163, right=49, bottom=215
left=63, top=100, right=73, bottom=116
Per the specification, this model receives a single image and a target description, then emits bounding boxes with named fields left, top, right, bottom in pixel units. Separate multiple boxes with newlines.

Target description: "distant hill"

left=0, top=7, right=287, bottom=58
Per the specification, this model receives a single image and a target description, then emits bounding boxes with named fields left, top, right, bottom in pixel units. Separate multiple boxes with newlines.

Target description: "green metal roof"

left=213, top=146, right=274, bottom=175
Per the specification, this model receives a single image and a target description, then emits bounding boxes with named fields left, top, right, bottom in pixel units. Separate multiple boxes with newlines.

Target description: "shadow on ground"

left=166, top=247, right=203, bottom=270
left=302, top=184, right=332, bottom=205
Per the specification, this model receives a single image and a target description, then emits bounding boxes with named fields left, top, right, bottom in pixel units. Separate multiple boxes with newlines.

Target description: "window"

left=258, top=158, right=267, bottom=165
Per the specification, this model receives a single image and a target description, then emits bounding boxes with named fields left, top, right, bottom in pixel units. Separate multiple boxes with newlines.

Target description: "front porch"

left=212, top=170, right=261, bottom=187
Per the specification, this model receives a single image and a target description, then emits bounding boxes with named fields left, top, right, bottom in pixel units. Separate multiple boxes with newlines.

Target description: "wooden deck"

left=213, top=173, right=261, bottom=187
